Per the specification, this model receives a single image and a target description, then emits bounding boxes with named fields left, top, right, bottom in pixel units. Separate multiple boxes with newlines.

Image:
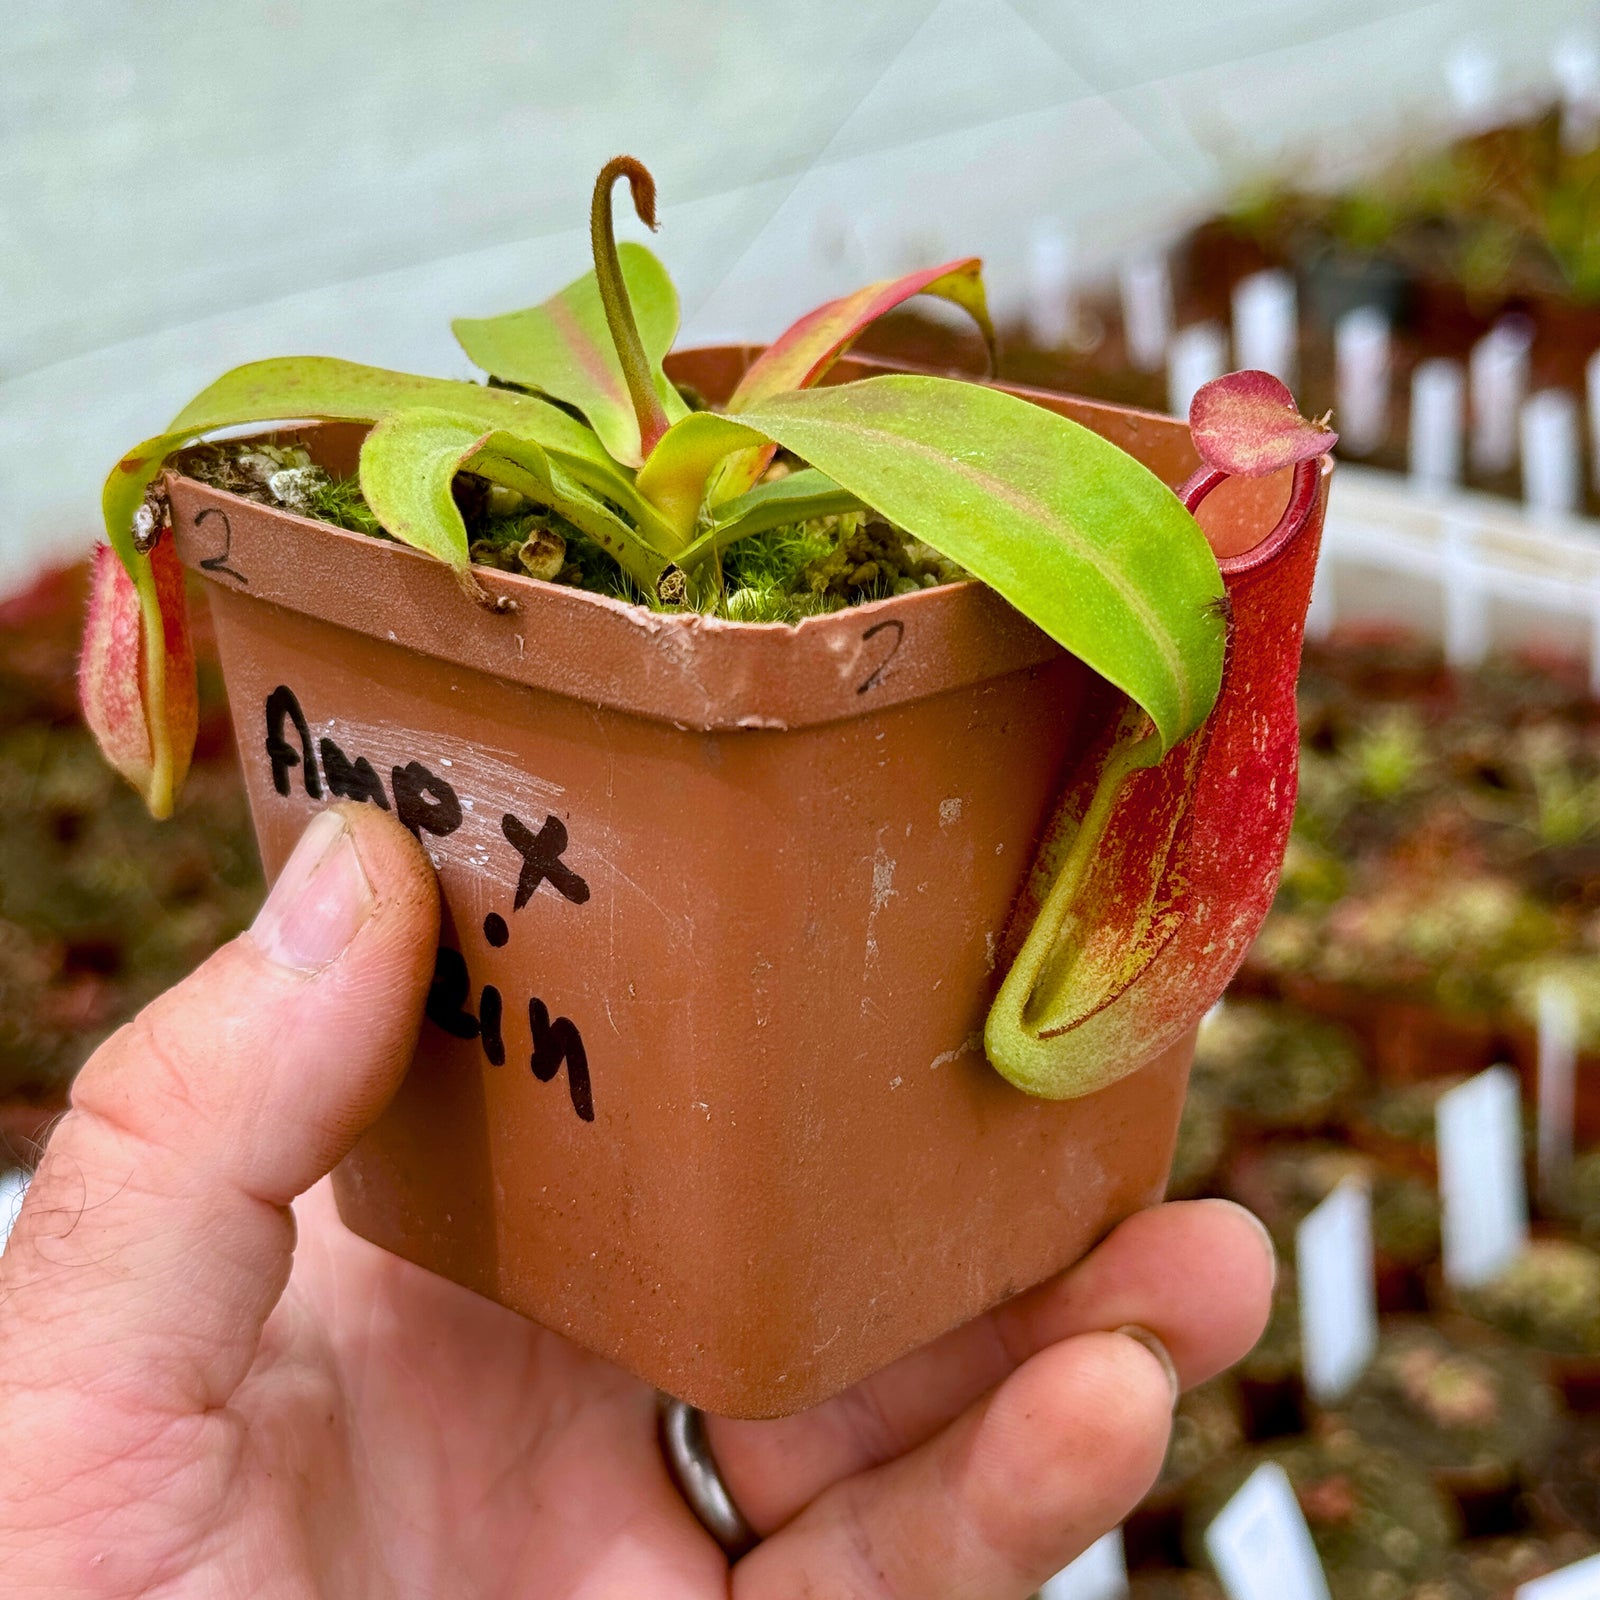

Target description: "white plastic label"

left=1410, top=359, right=1464, bottom=489
left=1334, top=307, right=1390, bottom=457
left=1521, top=390, right=1582, bottom=516
left=1205, top=1461, right=1331, bottom=1600
left=0, top=1168, right=31, bottom=1254
left=1518, top=1550, right=1600, bottom=1600
left=1438, top=1066, right=1528, bottom=1289
left=1538, top=978, right=1581, bottom=1210
left=1039, top=1529, right=1127, bottom=1600
left=1119, top=252, right=1173, bottom=374
left=1296, top=1179, right=1377, bottom=1405
left=1232, top=270, right=1298, bottom=389
left=1470, top=317, right=1533, bottom=475
left=1027, top=218, right=1077, bottom=350
left=1169, top=323, right=1228, bottom=420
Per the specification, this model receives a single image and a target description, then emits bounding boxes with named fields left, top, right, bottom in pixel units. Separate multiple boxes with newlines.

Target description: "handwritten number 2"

left=856, top=618, right=904, bottom=695
left=195, top=507, right=248, bottom=585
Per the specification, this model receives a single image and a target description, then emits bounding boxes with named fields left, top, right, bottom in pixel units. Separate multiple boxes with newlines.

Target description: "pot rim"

left=165, top=352, right=1330, bottom=733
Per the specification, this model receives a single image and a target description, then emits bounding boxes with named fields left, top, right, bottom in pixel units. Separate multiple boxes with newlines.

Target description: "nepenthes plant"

left=82, top=156, right=1334, bottom=1099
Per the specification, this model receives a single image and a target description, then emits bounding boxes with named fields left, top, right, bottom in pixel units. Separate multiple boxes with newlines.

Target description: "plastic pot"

left=165, top=350, right=1327, bottom=1418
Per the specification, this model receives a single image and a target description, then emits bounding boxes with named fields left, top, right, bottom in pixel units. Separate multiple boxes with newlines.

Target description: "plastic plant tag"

left=1410, top=359, right=1465, bottom=489
left=0, top=1169, right=31, bottom=1255
left=1469, top=317, right=1533, bottom=475
left=1538, top=979, right=1582, bottom=1211
left=1119, top=252, right=1173, bottom=373
left=1168, top=323, right=1227, bottom=418
left=1518, top=1551, right=1600, bottom=1600
left=1038, top=1529, right=1127, bottom=1600
left=1204, top=1461, right=1331, bottom=1600
left=1521, top=390, right=1582, bottom=516
left=1231, top=271, right=1298, bottom=390
left=1334, top=307, right=1390, bottom=457
left=1295, top=1177, right=1377, bottom=1406
left=1438, top=1066, right=1529, bottom=1290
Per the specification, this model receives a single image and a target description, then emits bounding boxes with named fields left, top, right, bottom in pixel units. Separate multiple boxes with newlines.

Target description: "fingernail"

left=1116, top=1324, right=1181, bottom=1409
left=1199, top=1198, right=1279, bottom=1292
left=250, top=809, right=373, bottom=972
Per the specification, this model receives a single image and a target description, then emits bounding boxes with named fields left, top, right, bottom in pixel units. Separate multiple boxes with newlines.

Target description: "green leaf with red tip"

left=78, top=537, right=197, bottom=820
left=706, top=258, right=997, bottom=505
left=1189, top=369, right=1337, bottom=478
left=452, top=243, right=689, bottom=469
left=730, top=374, right=1226, bottom=752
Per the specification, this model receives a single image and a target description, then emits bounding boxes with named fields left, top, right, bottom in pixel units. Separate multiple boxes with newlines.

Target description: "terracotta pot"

left=165, top=350, right=1327, bottom=1418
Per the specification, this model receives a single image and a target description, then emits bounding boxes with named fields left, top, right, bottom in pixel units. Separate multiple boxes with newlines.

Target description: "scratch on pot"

left=600, top=857, right=686, bottom=940
left=812, top=1326, right=843, bottom=1356
left=929, top=1033, right=983, bottom=1071
left=860, top=843, right=898, bottom=1011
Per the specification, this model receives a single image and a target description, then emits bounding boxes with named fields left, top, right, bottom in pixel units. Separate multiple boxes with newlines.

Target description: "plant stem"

left=591, top=156, right=671, bottom=458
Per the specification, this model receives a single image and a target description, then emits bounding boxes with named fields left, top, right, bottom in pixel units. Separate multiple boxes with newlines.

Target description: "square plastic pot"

left=166, top=351, right=1325, bottom=1418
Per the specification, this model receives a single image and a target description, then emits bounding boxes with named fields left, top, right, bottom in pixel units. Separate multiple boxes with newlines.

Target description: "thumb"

left=0, top=802, right=438, bottom=1415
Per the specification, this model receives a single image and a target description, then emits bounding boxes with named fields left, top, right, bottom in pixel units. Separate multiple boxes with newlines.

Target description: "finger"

left=0, top=802, right=438, bottom=1416
left=735, top=1330, right=1173, bottom=1600
left=712, top=1197, right=1273, bottom=1532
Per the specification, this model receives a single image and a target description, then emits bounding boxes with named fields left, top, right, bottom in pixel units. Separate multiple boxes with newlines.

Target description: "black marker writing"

left=195, top=506, right=248, bottom=585
left=393, top=761, right=463, bottom=838
left=425, top=948, right=479, bottom=1040
left=266, top=685, right=322, bottom=799
left=530, top=999, right=594, bottom=1122
left=502, top=812, right=590, bottom=909
left=856, top=618, right=905, bottom=695
left=319, top=737, right=389, bottom=809
left=479, top=985, right=505, bottom=1066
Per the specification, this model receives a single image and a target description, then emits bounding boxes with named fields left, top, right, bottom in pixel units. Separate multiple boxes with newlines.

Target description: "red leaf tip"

left=1189, top=369, right=1337, bottom=479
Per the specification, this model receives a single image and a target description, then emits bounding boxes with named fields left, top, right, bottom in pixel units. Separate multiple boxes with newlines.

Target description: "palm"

left=211, top=1184, right=722, bottom=1598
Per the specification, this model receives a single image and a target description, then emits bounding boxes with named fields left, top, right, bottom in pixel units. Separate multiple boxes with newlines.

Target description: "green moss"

left=175, top=440, right=963, bottom=624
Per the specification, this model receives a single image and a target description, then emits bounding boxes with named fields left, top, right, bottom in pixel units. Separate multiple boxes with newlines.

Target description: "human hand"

left=0, top=802, right=1274, bottom=1598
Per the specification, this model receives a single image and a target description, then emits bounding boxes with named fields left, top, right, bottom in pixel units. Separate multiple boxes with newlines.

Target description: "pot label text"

left=263, top=683, right=595, bottom=1122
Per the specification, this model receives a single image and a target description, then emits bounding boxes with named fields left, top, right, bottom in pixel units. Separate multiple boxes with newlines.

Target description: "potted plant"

left=77, top=158, right=1333, bottom=1418
left=1191, top=998, right=1366, bottom=1136
left=1183, top=1430, right=1460, bottom=1600
left=1317, top=1318, right=1560, bottom=1518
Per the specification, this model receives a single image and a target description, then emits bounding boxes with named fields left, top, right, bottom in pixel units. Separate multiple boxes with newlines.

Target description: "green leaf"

left=673, top=469, right=864, bottom=571
left=453, top=243, right=689, bottom=468
left=358, top=410, right=480, bottom=581
left=359, top=409, right=671, bottom=593
left=104, top=356, right=635, bottom=568
left=471, top=432, right=671, bottom=589
left=635, top=410, right=766, bottom=541
left=709, top=257, right=997, bottom=505
left=732, top=375, right=1226, bottom=749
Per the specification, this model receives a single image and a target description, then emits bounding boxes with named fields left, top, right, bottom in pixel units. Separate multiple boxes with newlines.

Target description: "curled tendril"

left=591, top=156, right=671, bottom=457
